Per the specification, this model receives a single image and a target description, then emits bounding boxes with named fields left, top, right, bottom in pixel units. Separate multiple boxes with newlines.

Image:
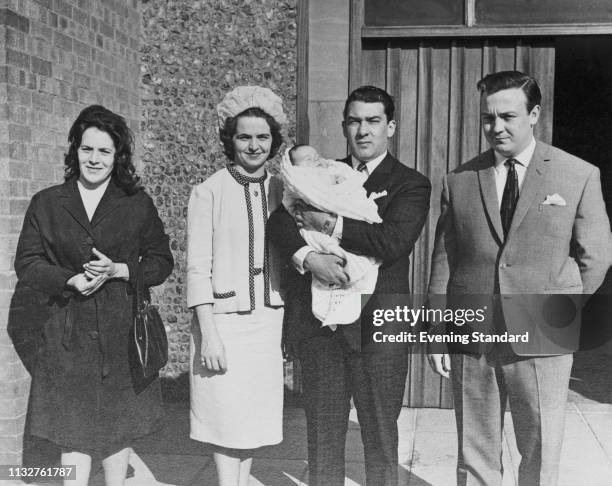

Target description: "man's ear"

left=341, top=120, right=348, bottom=138
left=529, top=105, right=541, bottom=127
left=387, top=119, right=397, bottom=138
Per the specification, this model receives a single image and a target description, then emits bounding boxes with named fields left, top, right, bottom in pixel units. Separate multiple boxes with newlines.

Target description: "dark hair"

left=64, top=104, right=140, bottom=194
left=343, top=85, right=395, bottom=121
left=477, top=71, right=542, bottom=112
left=219, top=107, right=283, bottom=161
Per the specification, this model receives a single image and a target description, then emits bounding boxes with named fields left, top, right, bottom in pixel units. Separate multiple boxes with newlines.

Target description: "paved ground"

left=4, top=351, right=611, bottom=486
left=89, top=352, right=612, bottom=486
left=83, top=399, right=612, bottom=486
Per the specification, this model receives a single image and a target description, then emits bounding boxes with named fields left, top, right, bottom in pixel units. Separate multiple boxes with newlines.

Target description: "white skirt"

left=189, top=277, right=284, bottom=449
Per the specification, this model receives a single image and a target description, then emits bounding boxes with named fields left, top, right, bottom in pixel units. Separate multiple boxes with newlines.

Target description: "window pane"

left=365, top=0, right=464, bottom=26
left=476, top=0, right=612, bottom=24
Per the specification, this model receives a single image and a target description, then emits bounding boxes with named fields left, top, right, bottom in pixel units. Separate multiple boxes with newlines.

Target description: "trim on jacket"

left=226, top=164, right=272, bottom=310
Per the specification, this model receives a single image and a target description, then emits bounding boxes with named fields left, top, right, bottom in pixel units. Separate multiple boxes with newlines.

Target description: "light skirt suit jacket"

left=186, top=166, right=284, bottom=311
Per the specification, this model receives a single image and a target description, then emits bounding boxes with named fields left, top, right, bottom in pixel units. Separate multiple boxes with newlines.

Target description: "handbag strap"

left=136, top=264, right=147, bottom=310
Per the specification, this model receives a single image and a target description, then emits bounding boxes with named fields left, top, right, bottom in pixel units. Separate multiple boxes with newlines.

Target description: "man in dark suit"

left=268, top=86, right=431, bottom=486
left=427, top=71, right=612, bottom=485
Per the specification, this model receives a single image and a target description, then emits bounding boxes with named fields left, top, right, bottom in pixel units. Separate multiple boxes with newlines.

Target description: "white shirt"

left=350, top=151, right=387, bottom=176
left=493, top=137, right=536, bottom=209
left=77, top=178, right=111, bottom=221
left=292, top=151, right=388, bottom=273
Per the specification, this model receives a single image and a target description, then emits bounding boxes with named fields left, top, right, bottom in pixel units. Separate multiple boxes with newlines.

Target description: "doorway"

left=553, top=36, right=612, bottom=216
left=554, top=36, right=612, bottom=384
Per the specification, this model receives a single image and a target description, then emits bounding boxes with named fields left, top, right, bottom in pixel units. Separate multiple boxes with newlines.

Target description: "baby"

left=288, top=144, right=320, bottom=167
left=280, top=145, right=384, bottom=327
left=283, top=144, right=380, bottom=222
left=288, top=145, right=352, bottom=193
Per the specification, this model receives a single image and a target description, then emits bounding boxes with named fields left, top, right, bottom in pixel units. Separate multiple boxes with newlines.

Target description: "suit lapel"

left=340, top=153, right=394, bottom=204
left=506, top=142, right=549, bottom=239
left=59, top=179, right=94, bottom=237
left=477, top=151, right=504, bottom=245
left=90, top=180, right=126, bottom=228
left=340, top=153, right=394, bottom=194
left=363, top=153, right=394, bottom=195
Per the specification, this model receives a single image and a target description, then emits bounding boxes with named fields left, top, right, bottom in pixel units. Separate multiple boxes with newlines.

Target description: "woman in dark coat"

left=14, top=105, right=173, bottom=486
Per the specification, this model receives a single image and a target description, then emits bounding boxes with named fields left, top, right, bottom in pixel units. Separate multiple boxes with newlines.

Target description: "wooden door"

left=359, top=37, right=555, bottom=407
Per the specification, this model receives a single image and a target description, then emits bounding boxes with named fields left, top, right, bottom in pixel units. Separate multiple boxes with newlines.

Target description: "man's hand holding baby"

left=294, top=201, right=337, bottom=236
left=304, top=252, right=349, bottom=287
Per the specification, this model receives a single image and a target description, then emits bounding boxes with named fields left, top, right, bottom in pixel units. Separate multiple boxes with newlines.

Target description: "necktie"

left=500, top=158, right=519, bottom=238
left=357, top=162, right=368, bottom=176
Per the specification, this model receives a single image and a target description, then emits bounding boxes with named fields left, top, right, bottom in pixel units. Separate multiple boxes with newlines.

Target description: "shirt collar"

left=351, top=151, right=388, bottom=174
left=494, top=137, right=536, bottom=171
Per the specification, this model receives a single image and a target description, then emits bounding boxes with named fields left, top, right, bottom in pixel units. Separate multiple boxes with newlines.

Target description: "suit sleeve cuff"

left=61, top=272, right=78, bottom=299
left=292, top=246, right=315, bottom=274
left=331, top=216, right=343, bottom=242
left=126, top=259, right=139, bottom=289
left=186, top=277, right=214, bottom=308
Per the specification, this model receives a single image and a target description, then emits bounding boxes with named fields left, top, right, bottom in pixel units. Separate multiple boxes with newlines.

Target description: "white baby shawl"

left=280, top=150, right=383, bottom=326
left=300, top=230, right=379, bottom=327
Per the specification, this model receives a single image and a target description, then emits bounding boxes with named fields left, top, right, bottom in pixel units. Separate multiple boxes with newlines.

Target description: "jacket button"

left=86, top=237, right=94, bottom=244
left=89, top=331, right=99, bottom=340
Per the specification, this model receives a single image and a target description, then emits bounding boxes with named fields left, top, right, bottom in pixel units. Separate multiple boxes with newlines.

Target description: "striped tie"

left=357, top=162, right=368, bottom=176
left=500, top=158, right=519, bottom=238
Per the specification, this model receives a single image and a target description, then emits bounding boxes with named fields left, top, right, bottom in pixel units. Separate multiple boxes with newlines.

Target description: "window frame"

left=361, top=0, right=612, bottom=38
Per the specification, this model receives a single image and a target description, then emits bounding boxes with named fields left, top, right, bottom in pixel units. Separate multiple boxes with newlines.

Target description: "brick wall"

left=0, top=0, right=140, bottom=465
left=140, top=0, right=298, bottom=376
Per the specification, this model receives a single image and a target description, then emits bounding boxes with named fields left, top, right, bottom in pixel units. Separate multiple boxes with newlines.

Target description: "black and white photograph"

left=1, top=1, right=612, bottom=485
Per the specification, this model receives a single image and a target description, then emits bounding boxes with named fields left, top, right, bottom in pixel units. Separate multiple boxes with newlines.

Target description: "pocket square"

left=542, top=193, right=566, bottom=206
left=370, top=190, right=387, bottom=200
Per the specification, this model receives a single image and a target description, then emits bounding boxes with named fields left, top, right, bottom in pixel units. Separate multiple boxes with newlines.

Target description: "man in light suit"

left=427, top=71, right=612, bottom=485
left=268, top=86, right=431, bottom=486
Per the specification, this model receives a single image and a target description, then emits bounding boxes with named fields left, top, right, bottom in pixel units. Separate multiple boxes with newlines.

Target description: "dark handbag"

left=128, top=265, right=168, bottom=394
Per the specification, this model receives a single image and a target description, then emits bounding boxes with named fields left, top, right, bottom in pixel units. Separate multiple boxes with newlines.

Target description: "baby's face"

left=290, top=146, right=319, bottom=167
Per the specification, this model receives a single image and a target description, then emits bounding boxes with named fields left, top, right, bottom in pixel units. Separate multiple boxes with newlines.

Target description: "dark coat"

left=13, top=177, right=173, bottom=453
left=268, top=153, right=431, bottom=352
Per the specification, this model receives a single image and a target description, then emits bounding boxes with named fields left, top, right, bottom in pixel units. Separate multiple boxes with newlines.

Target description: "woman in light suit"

left=187, top=86, right=285, bottom=486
